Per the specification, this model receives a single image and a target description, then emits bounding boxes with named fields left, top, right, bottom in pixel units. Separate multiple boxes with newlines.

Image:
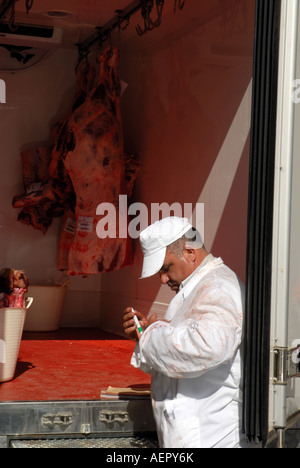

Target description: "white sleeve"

left=132, top=281, right=243, bottom=379
left=130, top=340, right=152, bottom=375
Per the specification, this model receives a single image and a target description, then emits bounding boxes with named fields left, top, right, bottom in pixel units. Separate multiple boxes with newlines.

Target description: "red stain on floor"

left=0, top=329, right=151, bottom=401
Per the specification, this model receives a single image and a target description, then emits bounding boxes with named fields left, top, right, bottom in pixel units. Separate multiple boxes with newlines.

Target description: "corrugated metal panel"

left=9, top=436, right=158, bottom=448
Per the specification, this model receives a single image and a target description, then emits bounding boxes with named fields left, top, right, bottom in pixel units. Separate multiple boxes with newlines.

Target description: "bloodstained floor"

left=0, top=328, right=151, bottom=401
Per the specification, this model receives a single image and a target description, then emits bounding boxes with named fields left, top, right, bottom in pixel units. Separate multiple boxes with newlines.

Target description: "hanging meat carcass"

left=12, top=46, right=137, bottom=275
left=61, top=47, right=135, bottom=275
left=11, top=59, right=96, bottom=234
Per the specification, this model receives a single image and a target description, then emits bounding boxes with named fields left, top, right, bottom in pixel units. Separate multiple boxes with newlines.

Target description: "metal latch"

left=273, top=346, right=300, bottom=384
left=42, top=412, right=73, bottom=428
left=99, top=410, right=129, bottom=428
left=81, top=423, right=91, bottom=435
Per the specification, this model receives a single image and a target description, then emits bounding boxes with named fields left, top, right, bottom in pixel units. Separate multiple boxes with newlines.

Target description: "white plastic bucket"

left=24, top=285, right=67, bottom=332
left=0, top=297, right=33, bottom=383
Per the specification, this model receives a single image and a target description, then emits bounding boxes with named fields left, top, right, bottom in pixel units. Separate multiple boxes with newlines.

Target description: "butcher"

left=123, top=216, right=248, bottom=448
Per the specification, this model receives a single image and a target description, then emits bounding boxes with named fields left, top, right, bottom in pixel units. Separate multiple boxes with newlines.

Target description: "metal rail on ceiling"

left=77, top=0, right=186, bottom=58
left=77, top=0, right=142, bottom=55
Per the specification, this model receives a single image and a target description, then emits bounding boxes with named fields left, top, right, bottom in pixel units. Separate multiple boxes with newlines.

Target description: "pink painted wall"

left=0, top=0, right=255, bottom=332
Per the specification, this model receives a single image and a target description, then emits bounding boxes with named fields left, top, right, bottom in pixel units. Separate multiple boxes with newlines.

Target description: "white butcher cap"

left=139, top=217, right=203, bottom=279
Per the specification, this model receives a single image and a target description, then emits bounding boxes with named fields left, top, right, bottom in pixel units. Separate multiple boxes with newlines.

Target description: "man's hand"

left=123, top=307, right=158, bottom=341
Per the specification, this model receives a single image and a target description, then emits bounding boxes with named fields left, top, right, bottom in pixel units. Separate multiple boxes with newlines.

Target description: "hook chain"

left=0, top=0, right=34, bottom=31
left=136, top=0, right=186, bottom=36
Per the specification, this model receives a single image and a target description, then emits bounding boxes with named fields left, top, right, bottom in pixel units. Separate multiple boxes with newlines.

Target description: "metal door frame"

left=243, top=0, right=282, bottom=447
left=268, top=0, right=299, bottom=446
left=243, top=0, right=300, bottom=447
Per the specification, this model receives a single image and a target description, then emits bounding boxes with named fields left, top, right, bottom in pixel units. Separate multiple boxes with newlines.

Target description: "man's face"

left=158, top=249, right=194, bottom=293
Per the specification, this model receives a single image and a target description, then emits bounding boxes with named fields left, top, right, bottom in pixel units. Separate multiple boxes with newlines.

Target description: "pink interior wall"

left=0, top=0, right=255, bottom=332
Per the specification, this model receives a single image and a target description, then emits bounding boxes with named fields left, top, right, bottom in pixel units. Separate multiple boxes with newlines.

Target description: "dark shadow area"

left=21, top=328, right=126, bottom=341
left=13, top=360, right=35, bottom=379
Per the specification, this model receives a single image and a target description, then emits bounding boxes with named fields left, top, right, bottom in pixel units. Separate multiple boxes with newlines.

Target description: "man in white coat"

left=123, top=217, right=247, bottom=448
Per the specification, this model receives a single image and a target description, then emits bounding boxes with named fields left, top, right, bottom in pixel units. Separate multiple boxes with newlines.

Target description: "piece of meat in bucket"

left=0, top=269, right=29, bottom=295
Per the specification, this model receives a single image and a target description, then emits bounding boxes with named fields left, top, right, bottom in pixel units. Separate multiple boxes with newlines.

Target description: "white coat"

left=131, top=256, right=246, bottom=448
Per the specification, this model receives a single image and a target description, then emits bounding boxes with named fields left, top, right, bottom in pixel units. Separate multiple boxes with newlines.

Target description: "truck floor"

left=0, top=328, right=151, bottom=401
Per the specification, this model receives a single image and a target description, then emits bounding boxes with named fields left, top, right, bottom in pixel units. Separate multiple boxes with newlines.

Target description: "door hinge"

left=273, top=346, right=300, bottom=384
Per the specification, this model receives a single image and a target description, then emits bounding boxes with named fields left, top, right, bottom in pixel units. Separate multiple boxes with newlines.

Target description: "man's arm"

left=133, top=286, right=243, bottom=378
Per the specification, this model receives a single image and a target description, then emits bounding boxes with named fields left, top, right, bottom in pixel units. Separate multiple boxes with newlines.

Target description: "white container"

left=0, top=298, right=33, bottom=383
left=24, top=285, right=67, bottom=332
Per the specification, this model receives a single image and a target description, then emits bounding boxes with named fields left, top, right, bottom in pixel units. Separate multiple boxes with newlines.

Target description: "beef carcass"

left=61, top=47, right=134, bottom=275
left=13, top=47, right=137, bottom=275
left=12, top=58, right=96, bottom=234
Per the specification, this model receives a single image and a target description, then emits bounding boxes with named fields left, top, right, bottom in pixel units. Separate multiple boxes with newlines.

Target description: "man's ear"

left=183, top=248, right=196, bottom=263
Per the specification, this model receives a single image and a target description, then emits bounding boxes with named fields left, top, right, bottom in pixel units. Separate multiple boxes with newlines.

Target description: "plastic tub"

left=0, top=298, right=33, bottom=383
left=24, top=285, right=67, bottom=332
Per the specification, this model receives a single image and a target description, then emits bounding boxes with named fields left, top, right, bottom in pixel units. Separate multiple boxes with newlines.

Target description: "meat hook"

left=136, top=0, right=154, bottom=36
left=136, top=0, right=165, bottom=36
left=174, top=0, right=186, bottom=12
left=25, top=0, right=34, bottom=13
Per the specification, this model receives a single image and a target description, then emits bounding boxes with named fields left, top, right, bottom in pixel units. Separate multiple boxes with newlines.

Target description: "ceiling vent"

left=0, top=24, right=63, bottom=71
